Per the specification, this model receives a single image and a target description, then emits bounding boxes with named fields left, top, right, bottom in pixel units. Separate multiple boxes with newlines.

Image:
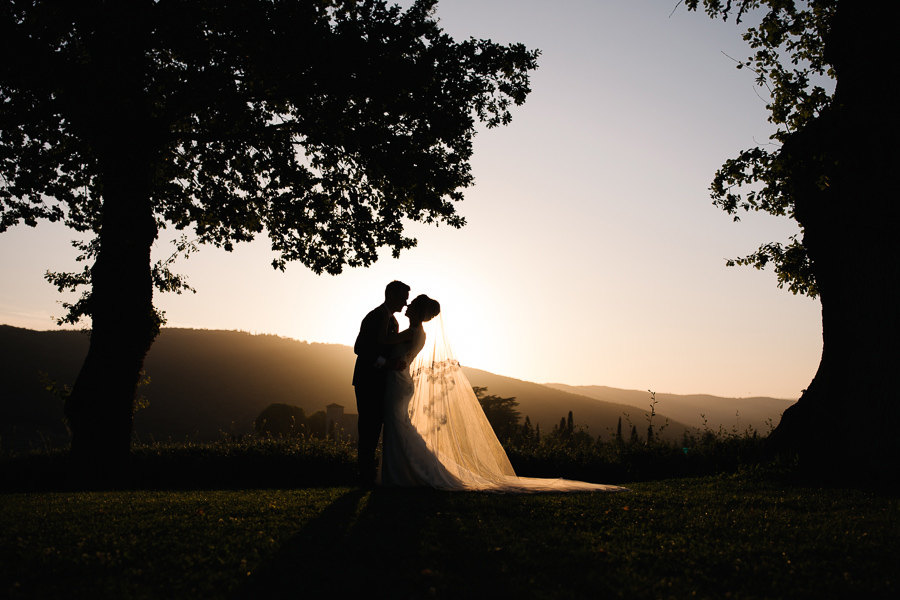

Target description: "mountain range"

left=0, top=325, right=795, bottom=449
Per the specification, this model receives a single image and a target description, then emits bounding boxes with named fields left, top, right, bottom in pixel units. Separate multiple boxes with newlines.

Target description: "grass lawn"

left=2, top=473, right=897, bottom=599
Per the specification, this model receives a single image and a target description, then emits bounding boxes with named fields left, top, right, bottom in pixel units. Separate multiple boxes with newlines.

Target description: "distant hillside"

left=544, top=384, right=795, bottom=435
left=0, top=325, right=88, bottom=448
left=460, top=368, right=692, bottom=440
left=0, top=325, right=360, bottom=447
left=1, top=325, right=788, bottom=449
left=135, top=328, right=358, bottom=439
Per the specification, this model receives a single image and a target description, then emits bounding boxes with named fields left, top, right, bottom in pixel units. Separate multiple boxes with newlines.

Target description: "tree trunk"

left=767, top=1, right=900, bottom=483
left=62, top=10, right=159, bottom=478
left=63, top=164, right=158, bottom=472
left=63, top=146, right=159, bottom=474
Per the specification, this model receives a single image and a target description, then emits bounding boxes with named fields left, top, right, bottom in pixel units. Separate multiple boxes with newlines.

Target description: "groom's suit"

left=353, top=304, right=399, bottom=484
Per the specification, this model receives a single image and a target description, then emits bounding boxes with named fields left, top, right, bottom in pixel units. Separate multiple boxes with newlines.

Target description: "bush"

left=1, top=420, right=781, bottom=492
left=503, top=422, right=774, bottom=483
left=0, top=434, right=359, bottom=492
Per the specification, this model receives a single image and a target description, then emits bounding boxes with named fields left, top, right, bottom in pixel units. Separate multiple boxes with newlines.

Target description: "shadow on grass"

left=236, top=487, right=451, bottom=598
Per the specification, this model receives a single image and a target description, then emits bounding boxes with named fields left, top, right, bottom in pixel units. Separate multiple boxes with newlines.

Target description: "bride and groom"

left=352, top=280, right=626, bottom=493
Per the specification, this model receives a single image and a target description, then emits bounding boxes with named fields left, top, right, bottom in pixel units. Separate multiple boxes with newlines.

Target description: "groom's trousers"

left=355, top=381, right=385, bottom=485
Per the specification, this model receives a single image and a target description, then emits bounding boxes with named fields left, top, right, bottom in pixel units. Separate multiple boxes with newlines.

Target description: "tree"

left=685, top=0, right=900, bottom=478
left=255, top=403, right=307, bottom=438
left=522, top=415, right=534, bottom=438
left=305, top=410, right=327, bottom=438
left=517, top=414, right=537, bottom=446
left=0, top=0, right=538, bottom=469
left=473, top=386, right=521, bottom=441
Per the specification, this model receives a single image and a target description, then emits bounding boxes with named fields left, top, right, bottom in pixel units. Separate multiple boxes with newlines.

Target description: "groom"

left=352, top=280, right=410, bottom=486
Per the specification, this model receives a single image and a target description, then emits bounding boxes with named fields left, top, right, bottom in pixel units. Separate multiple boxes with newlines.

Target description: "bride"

left=379, top=294, right=626, bottom=493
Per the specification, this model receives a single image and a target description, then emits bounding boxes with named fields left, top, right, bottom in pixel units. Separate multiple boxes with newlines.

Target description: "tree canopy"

left=1, top=0, right=539, bottom=322
left=255, top=403, right=308, bottom=438
left=474, top=386, right=521, bottom=441
left=0, top=0, right=539, bottom=464
left=685, top=0, right=836, bottom=297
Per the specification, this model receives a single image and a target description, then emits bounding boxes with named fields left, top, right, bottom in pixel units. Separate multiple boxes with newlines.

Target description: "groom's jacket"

left=352, top=305, right=398, bottom=387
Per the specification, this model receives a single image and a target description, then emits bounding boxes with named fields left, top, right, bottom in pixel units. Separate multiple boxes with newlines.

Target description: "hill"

left=544, top=383, right=795, bottom=435
left=0, top=325, right=360, bottom=447
left=459, top=367, right=693, bottom=440
left=1, top=325, right=788, bottom=449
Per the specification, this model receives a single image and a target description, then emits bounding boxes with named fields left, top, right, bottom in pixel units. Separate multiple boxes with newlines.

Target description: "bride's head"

left=406, top=295, right=441, bottom=323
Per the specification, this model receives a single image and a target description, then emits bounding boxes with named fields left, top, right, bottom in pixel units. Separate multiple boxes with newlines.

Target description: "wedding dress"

left=379, top=315, right=627, bottom=493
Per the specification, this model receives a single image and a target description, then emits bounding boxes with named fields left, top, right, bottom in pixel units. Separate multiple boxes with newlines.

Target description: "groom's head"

left=384, top=280, right=410, bottom=313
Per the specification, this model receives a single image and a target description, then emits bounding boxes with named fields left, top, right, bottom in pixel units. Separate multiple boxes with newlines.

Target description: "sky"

left=0, top=0, right=823, bottom=399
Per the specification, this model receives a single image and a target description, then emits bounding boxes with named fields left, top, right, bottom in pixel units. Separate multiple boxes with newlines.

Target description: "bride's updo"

left=410, top=294, right=441, bottom=322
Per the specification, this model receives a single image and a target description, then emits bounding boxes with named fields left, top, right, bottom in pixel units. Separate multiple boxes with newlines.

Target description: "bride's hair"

left=411, top=294, right=441, bottom=322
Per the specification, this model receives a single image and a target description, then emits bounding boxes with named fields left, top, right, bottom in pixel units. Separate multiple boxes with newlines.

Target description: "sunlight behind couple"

left=325, top=263, right=508, bottom=380
left=396, top=273, right=484, bottom=369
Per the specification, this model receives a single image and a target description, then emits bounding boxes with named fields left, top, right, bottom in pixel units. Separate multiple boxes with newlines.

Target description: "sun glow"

left=275, top=242, right=504, bottom=374
left=392, top=267, right=491, bottom=369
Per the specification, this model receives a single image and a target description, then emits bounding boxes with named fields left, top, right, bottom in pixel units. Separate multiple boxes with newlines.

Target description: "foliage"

left=0, top=0, right=540, bottom=323
left=254, top=403, right=308, bottom=438
left=2, top=415, right=779, bottom=492
left=683, top=0, right=838, bottom=297
left=644, top=389, right=668, bottom=443
left=473, top=386, right=521, bottom=441
left=305, top=410, right=327, bottom=439
left=504, top=404, right=774, bottom=483
left=37, top=369, right=151, bottom=413
left=2, top=476, right=898, bottom=598
left=1, top=435, right=358, bottom=491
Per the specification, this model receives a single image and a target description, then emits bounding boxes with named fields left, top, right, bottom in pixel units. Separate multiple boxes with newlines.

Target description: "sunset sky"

left=0, top=0, right=823, bottom=399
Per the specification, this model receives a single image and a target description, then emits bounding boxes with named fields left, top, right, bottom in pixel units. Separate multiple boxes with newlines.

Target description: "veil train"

left=406, top=314, right=627, bottom=493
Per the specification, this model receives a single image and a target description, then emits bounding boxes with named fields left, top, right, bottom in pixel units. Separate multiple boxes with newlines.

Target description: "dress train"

left=379, top=318, right=627, bottom=493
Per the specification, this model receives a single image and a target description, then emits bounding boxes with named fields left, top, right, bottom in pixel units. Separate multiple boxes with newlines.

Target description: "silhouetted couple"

left=352, top=280, right=422, bottom=485
left=352, top=280, right=627, bottom=493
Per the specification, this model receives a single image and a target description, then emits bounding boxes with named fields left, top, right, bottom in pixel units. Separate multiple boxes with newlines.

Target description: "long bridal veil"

left=407, top=314, right=626, bottom=493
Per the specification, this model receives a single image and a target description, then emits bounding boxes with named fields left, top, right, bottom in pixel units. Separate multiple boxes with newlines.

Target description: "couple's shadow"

left=235, top=487, right=451, bottom=598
